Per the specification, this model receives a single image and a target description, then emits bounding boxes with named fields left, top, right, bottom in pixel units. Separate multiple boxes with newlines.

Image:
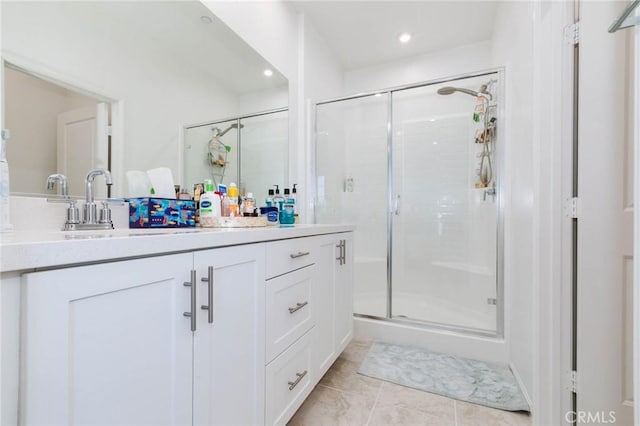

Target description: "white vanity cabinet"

left=21, top=253, right=194, bottom=426
left=313, top=233, right=354, bottom=379
left=192, top=244, right=265, bottom=426
left=9, top=228, right=354, bottom=426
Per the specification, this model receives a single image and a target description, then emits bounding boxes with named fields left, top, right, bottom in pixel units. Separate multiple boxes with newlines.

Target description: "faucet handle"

left=99, top=201, right=112, bottom=224
left=46, top=197, right=80, bottom=226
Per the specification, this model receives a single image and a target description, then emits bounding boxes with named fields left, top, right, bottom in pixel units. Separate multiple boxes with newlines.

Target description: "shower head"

left=215, top=122, right=245, bottom=137
left=437, top=86, right=480, bottom=97
left=437, top=84, right=492, bottom=100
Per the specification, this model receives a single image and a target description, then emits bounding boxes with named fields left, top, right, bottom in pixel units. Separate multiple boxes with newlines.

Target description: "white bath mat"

left=358, top=341, right=530, bottom=412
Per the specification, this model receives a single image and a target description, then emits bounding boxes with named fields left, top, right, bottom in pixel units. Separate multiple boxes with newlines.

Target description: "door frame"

left=0, top=51, right=124, bottom=197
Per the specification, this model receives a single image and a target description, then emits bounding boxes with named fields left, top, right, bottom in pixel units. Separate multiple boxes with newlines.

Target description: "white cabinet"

left=16, top=231, right=353, bottom=426
left=313, top=233, right=354, bottom=379
left=192, top=244, right=265, bottom=426
left=21, top=253, right=194, bottom=426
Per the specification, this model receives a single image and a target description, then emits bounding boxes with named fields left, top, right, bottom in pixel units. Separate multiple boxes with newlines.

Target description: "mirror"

left=1, top=1, right=288, bottom=198
left=183, top=108, right=289, bottom=207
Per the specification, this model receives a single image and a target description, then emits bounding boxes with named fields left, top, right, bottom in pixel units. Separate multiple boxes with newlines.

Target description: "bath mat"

left=357, top=341, right=530, bottom=412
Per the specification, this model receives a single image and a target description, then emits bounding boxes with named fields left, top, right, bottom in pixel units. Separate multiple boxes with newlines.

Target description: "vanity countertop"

left=0, top=224, right=354, bottom=273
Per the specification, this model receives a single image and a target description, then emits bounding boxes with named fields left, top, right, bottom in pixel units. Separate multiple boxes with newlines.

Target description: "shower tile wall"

left=393, top=78, right=497, bottom=331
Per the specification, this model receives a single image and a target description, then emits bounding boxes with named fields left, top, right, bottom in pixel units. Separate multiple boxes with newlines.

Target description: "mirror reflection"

left=1, top=1, right=288, bottom=198
left=183, top=109, right=289, bottom=205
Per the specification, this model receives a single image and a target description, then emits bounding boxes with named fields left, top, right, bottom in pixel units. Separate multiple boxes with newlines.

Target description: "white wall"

left=2, top=1, right=239, bottom=195
left=238, top=86, right=288, bottom=115
left=490, top=0, right=535, bottom=408
left=4, top=67, right=98, bottom=194
left=202, top=2, right=344, bottom=223
left=343, top=41, right=492, bottom=95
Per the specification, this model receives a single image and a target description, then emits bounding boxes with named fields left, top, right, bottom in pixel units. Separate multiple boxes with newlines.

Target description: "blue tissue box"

left=128, top=197, right=196, bottom=228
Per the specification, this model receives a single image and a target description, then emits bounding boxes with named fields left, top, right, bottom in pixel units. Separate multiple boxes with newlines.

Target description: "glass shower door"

left=391, top=75, right=498, bottom=332
left=315, top=94, right=388, bottom=318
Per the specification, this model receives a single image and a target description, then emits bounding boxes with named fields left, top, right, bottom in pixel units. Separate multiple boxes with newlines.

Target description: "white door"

left=21, top=253, right=193, bottom=426
left=578, top=2, right=634, bottom=424
left=57, top=103, right=109, bottom=197
left=192, top=244, right=265, bottom=426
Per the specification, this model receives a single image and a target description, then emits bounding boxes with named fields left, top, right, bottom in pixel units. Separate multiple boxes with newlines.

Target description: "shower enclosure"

left=315, top=71, right=503, bottom=336
left=183, top=108, right=288, bottom=203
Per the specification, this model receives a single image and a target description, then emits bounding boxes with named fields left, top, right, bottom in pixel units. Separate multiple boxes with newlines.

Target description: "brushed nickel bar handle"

left=183, top=270, right=196, bottom=331
left=200, top=266, right=214, bottom=324
left=288, top=301, right=308, bottom=314
left=290, top=251, right=310, bottom=259
left=288, top=370, right=308, bottom=391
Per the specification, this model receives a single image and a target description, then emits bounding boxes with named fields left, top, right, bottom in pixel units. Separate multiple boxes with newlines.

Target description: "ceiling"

left=292, top=1, right=499, bottom=71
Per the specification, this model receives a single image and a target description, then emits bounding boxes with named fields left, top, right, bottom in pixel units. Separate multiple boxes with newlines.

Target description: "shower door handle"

left=394, top=195, right=401, bottom=216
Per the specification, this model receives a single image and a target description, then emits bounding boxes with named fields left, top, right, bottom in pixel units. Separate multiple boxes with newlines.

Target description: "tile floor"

left=288, top=340, right=531, bottom=426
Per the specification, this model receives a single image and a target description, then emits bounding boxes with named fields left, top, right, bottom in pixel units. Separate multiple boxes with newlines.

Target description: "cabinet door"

left=313, top=235, right=337, bottom=378
left=335, top=233, right=354, bottom=352
left=193, top=244, right=265, bottom=426
left=21, top=253, right=193, bottom=426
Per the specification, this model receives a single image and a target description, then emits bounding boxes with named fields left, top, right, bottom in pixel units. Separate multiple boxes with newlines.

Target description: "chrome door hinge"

left=106, top=125, right=113, bottom=136
left=568, top=370, right=578, bottom=393
left=564, top=22, right=580, bottom=45
left=564, top=197, right=581, bottom=219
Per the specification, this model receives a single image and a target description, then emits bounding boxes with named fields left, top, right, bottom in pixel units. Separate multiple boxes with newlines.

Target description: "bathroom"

left=1, top=1, right=638, bottom=425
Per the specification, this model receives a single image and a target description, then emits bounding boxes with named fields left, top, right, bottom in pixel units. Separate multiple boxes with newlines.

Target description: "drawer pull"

left=290, top=251, right=310, bottom=259
left=288, top=301, right=308, bottom=314
left=288, top=370, right=308, bottom=390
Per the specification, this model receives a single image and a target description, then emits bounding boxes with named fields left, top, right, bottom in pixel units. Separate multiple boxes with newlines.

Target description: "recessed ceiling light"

left=200, top=15, right=213, bottom=24
left=399, top=32, right=412, bottom=43
left=263, top=69, right=273, bottom=77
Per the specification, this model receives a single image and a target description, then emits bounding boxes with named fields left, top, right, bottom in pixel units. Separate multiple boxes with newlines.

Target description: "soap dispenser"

left=273, top=185, right=285, bottom=211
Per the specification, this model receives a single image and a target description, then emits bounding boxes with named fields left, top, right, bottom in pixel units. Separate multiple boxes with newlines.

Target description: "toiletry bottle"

left=243, top=192, right=256, bottom=216
left=292, top=184, right=298, bottom=214
left=273, top=185, right=285, bottom=211
left=228, top=182, right=240, bottom=217
left=199, top=180, right=217, bottom=225
left=221, top=193, right=230, bottom=217
left=265, top=189, right=275, bottom=207
left=0, top=131, right=11, bottom=231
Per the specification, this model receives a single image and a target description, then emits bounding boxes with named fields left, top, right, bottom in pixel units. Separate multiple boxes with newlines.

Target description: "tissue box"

left=128, top=197, right=196, bottom=228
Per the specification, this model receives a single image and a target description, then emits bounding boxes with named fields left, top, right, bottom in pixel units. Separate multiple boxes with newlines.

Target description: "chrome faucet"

left=46, top=173, right=80, bottom=230
left=81, top=168, right=114, bottom=229
left=46, top=173, right=69, bottom=197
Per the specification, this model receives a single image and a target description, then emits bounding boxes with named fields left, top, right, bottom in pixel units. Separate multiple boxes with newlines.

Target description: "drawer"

left=266, top=265, right=314, bottom=362
left=266, top=237, right=316, bottom=279
left=266, top=330, right=314, bottom=426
